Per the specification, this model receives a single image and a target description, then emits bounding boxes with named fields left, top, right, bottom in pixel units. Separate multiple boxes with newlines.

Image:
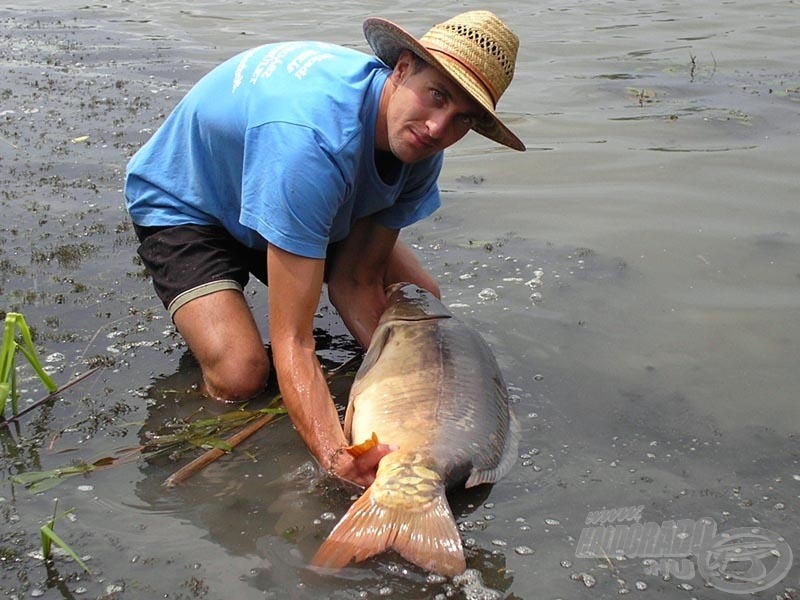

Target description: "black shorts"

left=134, top=224, right=268, bottom=318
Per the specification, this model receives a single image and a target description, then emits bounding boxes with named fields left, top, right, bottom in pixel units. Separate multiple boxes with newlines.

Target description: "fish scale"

left=313, top=283, right=519, bottom=576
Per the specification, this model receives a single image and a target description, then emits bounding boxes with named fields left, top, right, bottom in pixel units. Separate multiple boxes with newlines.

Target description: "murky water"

left=1, top=1, right=798, bottom=598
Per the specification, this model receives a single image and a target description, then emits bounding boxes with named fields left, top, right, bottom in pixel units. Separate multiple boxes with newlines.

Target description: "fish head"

left=381, top=283, right=453, bottom=324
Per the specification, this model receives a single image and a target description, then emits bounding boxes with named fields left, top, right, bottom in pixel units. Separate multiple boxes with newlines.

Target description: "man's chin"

left=391, top=143, right=435, bottom=164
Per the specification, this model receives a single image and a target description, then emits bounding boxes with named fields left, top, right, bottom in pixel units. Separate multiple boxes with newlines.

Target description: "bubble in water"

left=577, top=573, right=596, bottom=588
left=560, top=560, right=573, bottom=568
left=320, top=512, right=337, bottom=521
left=515, top=546, right=535, bottom=555
left=478, top=288, right=498, bottom=301
left=544, top=518, right=561, bottom=526
left=529, top=292, right=543, bottom=303
left=634, top=581, right=647, bottom=591
left=451, top=569, right=503, bottom=600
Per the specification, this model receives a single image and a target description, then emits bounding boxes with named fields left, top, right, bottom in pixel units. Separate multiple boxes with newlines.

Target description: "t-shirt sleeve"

left=239, top=122, right=346, bottom=259
left=371, top=152, right=443, bottom=230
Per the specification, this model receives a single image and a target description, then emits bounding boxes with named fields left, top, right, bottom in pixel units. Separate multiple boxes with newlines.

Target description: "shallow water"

left=1, top=1, right=798, bottom=598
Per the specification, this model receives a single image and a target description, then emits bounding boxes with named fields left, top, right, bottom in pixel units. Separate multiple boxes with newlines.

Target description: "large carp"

left=312, top=282, right=519, bottom=576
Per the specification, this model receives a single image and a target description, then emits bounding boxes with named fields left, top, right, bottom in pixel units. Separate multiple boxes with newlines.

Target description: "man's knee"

left=203, top=348, right=270, bottom=402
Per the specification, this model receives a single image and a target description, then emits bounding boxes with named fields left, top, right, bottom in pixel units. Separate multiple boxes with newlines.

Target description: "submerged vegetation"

left=10, top=399, right=286, bottom=493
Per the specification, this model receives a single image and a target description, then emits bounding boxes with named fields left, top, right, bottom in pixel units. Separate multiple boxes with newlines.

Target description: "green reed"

left=0, top=312, right=58, bottom=419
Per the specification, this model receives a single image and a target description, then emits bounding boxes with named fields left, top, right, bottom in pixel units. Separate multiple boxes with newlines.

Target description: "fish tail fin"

left=311, top=465, right=465, bottom=576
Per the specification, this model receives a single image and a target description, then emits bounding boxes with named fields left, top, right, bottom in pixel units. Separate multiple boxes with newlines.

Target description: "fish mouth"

left=384, top=281, right=413, bottom=298
left=382, top=283, right=453, bottom=322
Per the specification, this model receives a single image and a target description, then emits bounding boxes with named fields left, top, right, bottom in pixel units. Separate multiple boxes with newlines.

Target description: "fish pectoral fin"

left=311, top=485, right=466, bottom=577
left=345, top=432, right=379, bottom=457
left=465, top=409, right=521, bottom=488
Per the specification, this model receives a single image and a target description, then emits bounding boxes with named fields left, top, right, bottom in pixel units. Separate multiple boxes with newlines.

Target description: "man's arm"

left=326, top=217, right=401, bottom=348
left=266, top=243, right=388, bottom=487
left=327, top=216, right=441, bottom=348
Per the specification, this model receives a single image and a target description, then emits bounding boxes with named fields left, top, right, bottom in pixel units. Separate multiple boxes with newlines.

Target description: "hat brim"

left=363, top=17, right=526, bottom=152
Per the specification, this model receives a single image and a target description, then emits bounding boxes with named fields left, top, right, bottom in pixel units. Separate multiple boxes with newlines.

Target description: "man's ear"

left=391, top=49, right=414, bottom=83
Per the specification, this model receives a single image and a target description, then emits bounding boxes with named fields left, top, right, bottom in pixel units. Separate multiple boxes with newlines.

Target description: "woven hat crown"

left=420, top=10, right=518, bottom=108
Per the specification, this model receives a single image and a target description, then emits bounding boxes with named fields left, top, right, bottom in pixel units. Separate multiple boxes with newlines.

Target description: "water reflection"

left=130, top=320, right=519, bottom=595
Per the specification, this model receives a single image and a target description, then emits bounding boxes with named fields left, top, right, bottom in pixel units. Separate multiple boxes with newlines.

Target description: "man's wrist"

left=326, top=444, right=348, bottom=476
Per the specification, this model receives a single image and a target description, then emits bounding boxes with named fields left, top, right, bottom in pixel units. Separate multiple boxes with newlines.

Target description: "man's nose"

left=425, top=111, right=451, bottom=141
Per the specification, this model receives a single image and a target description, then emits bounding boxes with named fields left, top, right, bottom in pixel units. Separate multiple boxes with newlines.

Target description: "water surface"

left=1, top=1, right=798, bottom=598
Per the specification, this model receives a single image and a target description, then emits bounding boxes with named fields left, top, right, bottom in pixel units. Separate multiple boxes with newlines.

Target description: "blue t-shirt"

left=125, top=41, right=443, bottom=259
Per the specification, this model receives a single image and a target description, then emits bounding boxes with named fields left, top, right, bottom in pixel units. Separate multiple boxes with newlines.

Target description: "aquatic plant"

left=0, top=312, right=58, bottom=419
left=10, top=399, right=286, bottom=493
left=10, top=353, right=361, bottom=491
left=40, top=500, right=91, bottom=573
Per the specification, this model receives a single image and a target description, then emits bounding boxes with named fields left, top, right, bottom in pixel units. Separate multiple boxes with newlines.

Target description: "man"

left=125, top=10, right=525, bottom=488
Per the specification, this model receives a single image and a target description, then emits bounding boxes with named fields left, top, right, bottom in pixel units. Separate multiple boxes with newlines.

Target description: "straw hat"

left=363, top=10, right=525, bottom=151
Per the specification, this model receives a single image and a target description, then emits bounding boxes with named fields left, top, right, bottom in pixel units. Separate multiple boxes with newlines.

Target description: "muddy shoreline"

left=1, top=13, right=200, bottom=598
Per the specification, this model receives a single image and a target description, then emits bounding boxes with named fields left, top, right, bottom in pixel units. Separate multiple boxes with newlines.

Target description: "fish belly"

left=348, top=317, right=515, bottom=486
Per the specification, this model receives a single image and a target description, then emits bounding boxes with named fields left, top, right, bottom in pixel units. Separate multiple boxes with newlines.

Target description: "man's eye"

left=458, top=114, right=474, bottom=127
left=430, top=89, right=444, bottom=102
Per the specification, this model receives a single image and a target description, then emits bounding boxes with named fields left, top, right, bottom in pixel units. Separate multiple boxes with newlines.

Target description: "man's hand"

left=330, top=441, right=395, bottom=488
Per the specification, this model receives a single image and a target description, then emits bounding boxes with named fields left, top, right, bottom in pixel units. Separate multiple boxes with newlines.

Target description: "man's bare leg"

left=172, top=289, right=269, bottom=401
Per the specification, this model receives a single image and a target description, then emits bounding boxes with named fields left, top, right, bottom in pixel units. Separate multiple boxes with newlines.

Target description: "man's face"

left=380, top=51, right=487, bottom=163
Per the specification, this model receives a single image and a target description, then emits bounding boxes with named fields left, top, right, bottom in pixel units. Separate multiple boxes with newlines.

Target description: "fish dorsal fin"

left=464, top=409, right=520, bottom=488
